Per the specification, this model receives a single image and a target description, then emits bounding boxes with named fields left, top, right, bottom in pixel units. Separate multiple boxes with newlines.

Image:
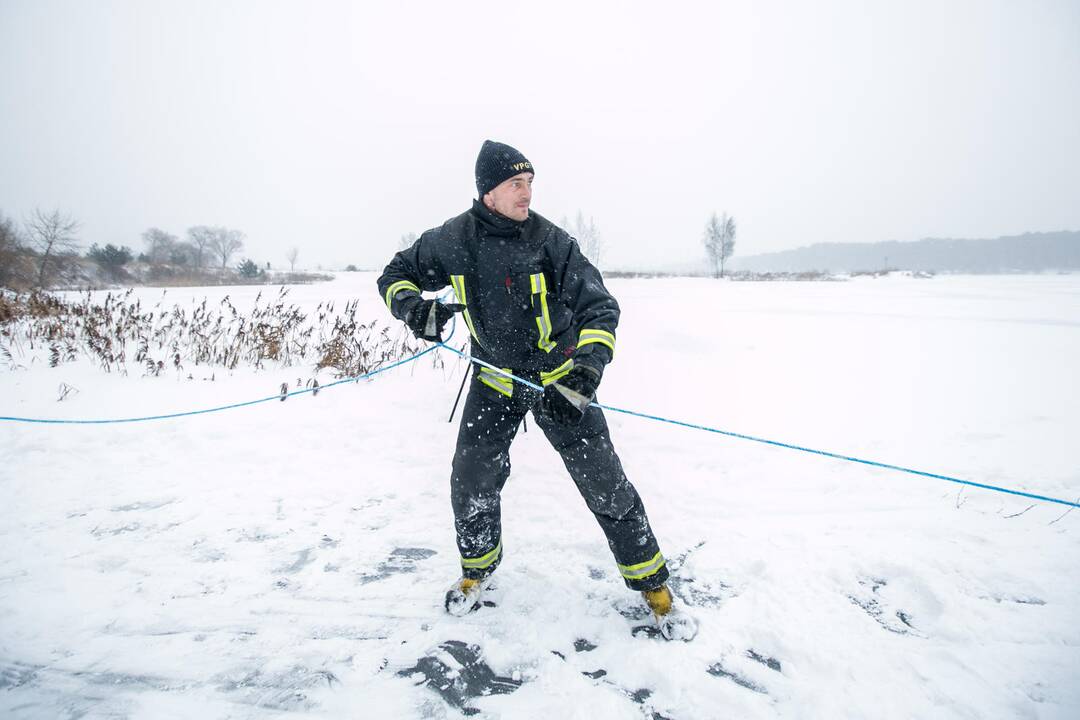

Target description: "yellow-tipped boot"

left=444, top=576, right=488, bottom=616
left=643, top=585, right=698, bottom=641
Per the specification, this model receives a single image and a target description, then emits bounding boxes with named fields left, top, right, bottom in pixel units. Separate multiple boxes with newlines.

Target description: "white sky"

left=1, top=0, right=1078, bottom=271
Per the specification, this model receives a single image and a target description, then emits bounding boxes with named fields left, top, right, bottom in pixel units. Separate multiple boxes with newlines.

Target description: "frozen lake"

left=2, top=272, right=1078, bottom=719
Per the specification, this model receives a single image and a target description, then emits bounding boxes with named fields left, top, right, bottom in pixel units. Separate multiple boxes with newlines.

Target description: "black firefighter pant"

left=450, top=366, right=669, bottom=592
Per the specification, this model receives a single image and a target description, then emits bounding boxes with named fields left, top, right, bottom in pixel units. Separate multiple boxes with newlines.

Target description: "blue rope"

left=3, top=308, right=1076, bottom=512
left=435, top=344, right=1080, bottom=511
left=0, top=345, right=441, bottom=425
left=1, top=292, right=461, bottom=426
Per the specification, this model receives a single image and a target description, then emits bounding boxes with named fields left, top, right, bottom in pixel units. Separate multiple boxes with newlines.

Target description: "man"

left=376, top=140, right=696, bottom=641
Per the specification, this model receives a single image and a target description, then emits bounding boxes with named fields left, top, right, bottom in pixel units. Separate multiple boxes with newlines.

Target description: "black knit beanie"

left=475, top=140, right=533, bottom=197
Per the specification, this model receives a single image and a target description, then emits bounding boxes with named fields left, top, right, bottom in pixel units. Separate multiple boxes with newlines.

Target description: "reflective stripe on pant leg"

left=617, top=551, right=666, bottom=582
left=461, top=540, right=502, bottom=571
left=452, top=374, right=527, bottom=581
left=532, top=402, right=668, bottom=590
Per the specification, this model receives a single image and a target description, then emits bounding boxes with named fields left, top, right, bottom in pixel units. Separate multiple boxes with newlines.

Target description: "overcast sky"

left=2, top=0, right=1078, bottom=271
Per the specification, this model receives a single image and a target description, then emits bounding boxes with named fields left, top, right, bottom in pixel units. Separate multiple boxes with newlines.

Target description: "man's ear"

left=483, top=193, right=494, bottom=210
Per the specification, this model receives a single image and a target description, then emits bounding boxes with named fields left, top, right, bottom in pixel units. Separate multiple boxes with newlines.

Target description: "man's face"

left=483, top=172, right=534, bottom=222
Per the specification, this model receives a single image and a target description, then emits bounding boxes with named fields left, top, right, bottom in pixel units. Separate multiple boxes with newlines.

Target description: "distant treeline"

left=730, top=231, right=1080, bottom=273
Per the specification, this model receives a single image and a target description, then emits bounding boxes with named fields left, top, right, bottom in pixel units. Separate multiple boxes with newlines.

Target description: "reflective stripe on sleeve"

left=578, top=328, right=616, bottom=356
left=540, top=359, right=574, bottom=386
left=617, top=551, right=666, bottom=581
left=384, top=280, right=421, bottom=310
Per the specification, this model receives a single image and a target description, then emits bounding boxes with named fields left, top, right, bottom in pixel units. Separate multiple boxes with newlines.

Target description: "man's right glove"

left=405, top=299, right=465, bottom=342
left=541, top=363, right=602, bottom=425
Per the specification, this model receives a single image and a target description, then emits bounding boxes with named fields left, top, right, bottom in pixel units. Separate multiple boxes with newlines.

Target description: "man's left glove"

left=541, top=363, right=602, bottom=425
left=405, top=299, right=465, bottom=342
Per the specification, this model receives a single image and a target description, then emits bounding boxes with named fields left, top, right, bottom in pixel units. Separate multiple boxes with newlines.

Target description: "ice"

left=1, top=272, right=1078, bottom=718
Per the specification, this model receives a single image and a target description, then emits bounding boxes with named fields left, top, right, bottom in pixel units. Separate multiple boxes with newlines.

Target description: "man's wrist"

left=572, top=343, right=611, bottom=375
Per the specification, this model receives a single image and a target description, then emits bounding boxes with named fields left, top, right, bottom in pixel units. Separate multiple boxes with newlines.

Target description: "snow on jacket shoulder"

left=377, top=201, right=618, bottom=373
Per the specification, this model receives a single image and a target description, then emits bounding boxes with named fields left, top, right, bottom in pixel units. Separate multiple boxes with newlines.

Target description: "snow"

left=1, top=272, right=1078, bottom=719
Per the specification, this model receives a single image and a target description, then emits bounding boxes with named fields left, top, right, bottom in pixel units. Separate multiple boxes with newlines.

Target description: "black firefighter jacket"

left=377, top=201, right=618, bottom=394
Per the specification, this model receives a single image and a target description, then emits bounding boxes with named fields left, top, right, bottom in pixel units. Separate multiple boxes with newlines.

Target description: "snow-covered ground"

left=2, top=272, right=1078, bottom=719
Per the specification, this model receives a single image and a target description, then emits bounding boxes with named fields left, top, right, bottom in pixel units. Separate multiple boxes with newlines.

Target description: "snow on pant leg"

left=450, top=371, right=529, bottom=580
left=534, top=398, right=670, bottom=591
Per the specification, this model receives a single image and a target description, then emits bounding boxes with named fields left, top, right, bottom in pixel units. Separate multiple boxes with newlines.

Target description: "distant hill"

left=729, top=231, right=1080, bottom=273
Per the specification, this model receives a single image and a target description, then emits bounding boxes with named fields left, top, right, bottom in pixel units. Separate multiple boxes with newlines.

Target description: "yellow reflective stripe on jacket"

left=450, top=275, right=481, bottom=343
left=384, top=280, right=421, bottom=310
left=478, top=367, right=513, bottom=397
left=617, top=551, right=666, bottom=581
left=461, top=541, right=502, bottom=570
left=529, top=273, right=557, bottom=353
left=540, top=359, right=574, bottom=386
left=578, top=328, right=616, bottom=356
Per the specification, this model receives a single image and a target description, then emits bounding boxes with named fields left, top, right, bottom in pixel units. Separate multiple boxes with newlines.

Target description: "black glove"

left=405, top=300, right=465, bottom=342
left=541, top=363, right=602, bottom=425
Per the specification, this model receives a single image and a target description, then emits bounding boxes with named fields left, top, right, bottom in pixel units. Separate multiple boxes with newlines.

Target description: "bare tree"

left=286, top=247, right=299, bottom=271
left=169, top=241, right=197, bottom=268
left=210, top=227, right=245, bottom=270
left=141, top=227, right=179, bottom=264
left=26, top=209, right=80, bottom=288
left=0, top=213, right=18, bottom=247
left=704, top=214, right=722, bottom=278
left=573, top=211, right=604, bottom=268
left=721, top=215, right=737, bottom=277
left=1, top=212, right=25, bottom=287
left=186, top=226, right=215, bottom=270
left=704, top=212, right=737, bottom=278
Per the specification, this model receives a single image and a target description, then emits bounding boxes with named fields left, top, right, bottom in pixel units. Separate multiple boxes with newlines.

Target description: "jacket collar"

left=470, top=199, right=529, bottom=238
